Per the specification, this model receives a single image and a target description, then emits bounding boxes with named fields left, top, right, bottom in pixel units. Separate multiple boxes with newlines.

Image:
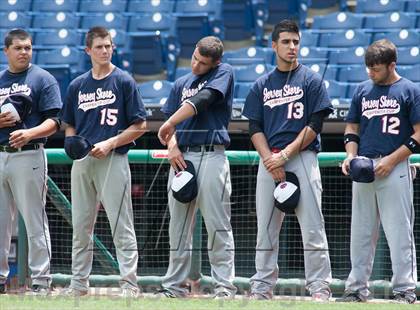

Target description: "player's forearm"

left=388, top=128, right=420, bottom=165
left=107, top=120, right=147, bottom=149
left=167, top=103, right=195, bottom=126
left=251, top=132, right=272, bottom=161
left=284, top=126, right=317, bottom=158
left=26, top=119, right=59, bottom=140
left=64, top=124, right=76, bottom=137
left=344, top=123, right=360, bottom=157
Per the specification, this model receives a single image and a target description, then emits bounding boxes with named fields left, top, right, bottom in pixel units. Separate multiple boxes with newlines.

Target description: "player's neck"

left=277, top=60, right=299, bottom=72
left=8, top=63, right=31, bottom=74
left=91, top=63, right=115, bottom=80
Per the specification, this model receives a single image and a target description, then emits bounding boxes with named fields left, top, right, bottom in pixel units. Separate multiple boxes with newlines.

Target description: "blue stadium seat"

left=138, top=80, right=173, bottom=105
left=32, top=0, right=79, bottom=12
left=310, top=0, right=339, bottom=9
left=299, top=30, right=319, bottom=47
left=234, top=82, right=252, bottom=100
left=127, top=13, right=175, bottom=36
left=173, top=13, right=212, bottom=58
left=397, top=47, right=420, bottom=65
left=32, top=12, right=80, bottom=29
left=80, top=13, right=128, bottom=31
left=406, top=0, right=420, bottom=12
left=338, top=65, right=368, bottom=83
left=37, top=47, right=85, bottom=77
left=34, top=29, right=83, bottom=48
left=109, top=29, right=128, bottom=49
left=373, top=29, right=420, bottom=47
left=308, top=64, right=338, bottom=81
left=127, top=32, right=166, bottom=76
left=355, top=0, right=405, bottom=13
left=329, top=47, right=366, bottom=65
left=234, top=64, right=267, bottom=83
left=126, top=0, right=175, bottom=13
left=39, top=64, right=72, bottom=100
left=319, top=30, right=371, bottom=48
left=0, top=64, right=7, bottom=71
left=0, top=29, right=8, bottom=46
left=264, top=0, right=307, bottom=26
left=0, top=12, right=31, bottom=29
left=222, top=0, right=254, bottom=41
left=312, top=12, right=363, bottom=30
left=0, top=51, right=8, bottom=64
left=324, top=80, right=348, bottom=99
left=398, top=64, right=420, bottom=82
left=175, top=0, right=223, bottom=38
left=298, top=47, right=329, bottom=64
left=0, top=0, right=31, bottom=12
left=347, top=83, right=358, bottom=98
left=174, top=66, right=190, bottom=80
left=223, top=46, right=270, bottom=67
left=364, top=12, right=416, bottom=31
left=79, top=0, right=127, bottom=13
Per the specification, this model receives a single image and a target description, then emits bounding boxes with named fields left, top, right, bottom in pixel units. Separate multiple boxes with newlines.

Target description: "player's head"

left=365, top=39, right=397, bottom=85
left=3, top=29, right=32, bottom=73
left=85, top=27, right=114, bottom=66
left=191, top=36, right=223, bottom=76
left=271, top=20, right=300, bottom=68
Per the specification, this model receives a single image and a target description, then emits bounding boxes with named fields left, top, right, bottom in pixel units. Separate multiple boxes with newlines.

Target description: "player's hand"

left=90, top=140, right=113, bottom=159
left=9, top=129, right=33, bottom=148
left=158, top=120, right=176, bottom=146
left=374, top=156, right=395, bottom=177
left=168, top=145, right=187, bottom=172
left=264, top=152, right=286, bottom=172
left=0, top=112, right=16, bottom=128
left=341, top=155, right=355, bottom=176
left=270, top=166, right=285, bottom=183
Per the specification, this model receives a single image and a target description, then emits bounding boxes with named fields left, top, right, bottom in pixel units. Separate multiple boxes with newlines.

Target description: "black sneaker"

left=0, top=283, right=6, bottom=294
left=31, top=285, right=50, bottom=296
left=154, top=289, right=177, bottom=298
left=392, top=293, right=416, bottom=304
left=335, top=292, right=364, bottom=302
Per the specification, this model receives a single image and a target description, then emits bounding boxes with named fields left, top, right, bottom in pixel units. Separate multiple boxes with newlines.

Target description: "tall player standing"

left=157, top=36, right=236, bottom=299
left=0, top=29, right=62, bottom=295
left=338, top=39, right=420, bottom=304
left=60, top=27, right=147, bottom=298
left=242, top=20, right=333, bottom=301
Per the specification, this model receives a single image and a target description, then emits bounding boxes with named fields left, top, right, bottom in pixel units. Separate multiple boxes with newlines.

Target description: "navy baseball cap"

left=349, top=156, right=375, bottom=183
left=274, top=172, right=300, bottom=213
left=171, top=160, right=198, bottom=204
left=64, top=135, right=93, bottom=160
left=0, top=93, right=32, bottom=122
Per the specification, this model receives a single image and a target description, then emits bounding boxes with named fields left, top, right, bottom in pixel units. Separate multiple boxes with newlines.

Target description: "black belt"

left=179, top=145, right=217, bottom=153
left=0, top=144, right=42, bottom=153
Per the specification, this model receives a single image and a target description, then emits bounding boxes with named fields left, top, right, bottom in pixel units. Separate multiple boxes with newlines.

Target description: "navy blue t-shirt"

left=243, top=65, right=333, bottom=152
left=161, top=63, right=233, bottom=147
left=346, top=78, right=420, bottom=158
left=0, top=65, right=62, bottom=145
left=60, top=67, right=147, bottom=154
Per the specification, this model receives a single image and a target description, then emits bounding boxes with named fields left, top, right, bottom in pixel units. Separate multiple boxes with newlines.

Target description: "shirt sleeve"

left=243, top=84, right=263, bottom=122
left=60, top=83, right=76, bottom=126
left=204, top=67, right=234, bottom=98
left=38, top=77, right=62, bottom=112
left=161, top=81, right=180, bottom=118
left=345, top=85, right=362, bottom=124
left=124, top=77, right=147, bottom=124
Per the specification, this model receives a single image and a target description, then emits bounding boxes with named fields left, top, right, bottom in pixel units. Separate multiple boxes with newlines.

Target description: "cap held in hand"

left=274, top=171, right=300, bottom=213
left=171, top=160, right=198, bottom=203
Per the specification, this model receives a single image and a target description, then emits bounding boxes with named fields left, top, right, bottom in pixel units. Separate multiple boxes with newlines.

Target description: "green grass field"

left=2, top=295, right=420, bottom=310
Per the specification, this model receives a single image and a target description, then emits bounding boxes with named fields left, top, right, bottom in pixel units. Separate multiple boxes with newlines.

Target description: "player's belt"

left=0, top=144, right=42, bottom=153
left=179, top=145, right=223, bottom=152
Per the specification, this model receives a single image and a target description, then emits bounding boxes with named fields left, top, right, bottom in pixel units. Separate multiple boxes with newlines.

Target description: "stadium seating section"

left=0, top=0, right=418, bottom=106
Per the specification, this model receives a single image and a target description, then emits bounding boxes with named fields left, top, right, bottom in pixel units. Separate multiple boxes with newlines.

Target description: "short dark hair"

left=196, top=36, right=224, bottom=62
left=271, top=20, right=300, bottom=42
left=85, top=26, right=112, bottom=48
left=365, top=39, right=397, bottom=67
left=4, top=29, right=32, bottom=48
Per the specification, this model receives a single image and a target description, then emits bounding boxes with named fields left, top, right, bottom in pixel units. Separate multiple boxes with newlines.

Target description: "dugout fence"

left=16, top=150, right=420, bottom=297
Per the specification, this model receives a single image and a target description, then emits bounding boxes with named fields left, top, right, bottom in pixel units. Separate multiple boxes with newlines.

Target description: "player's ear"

left=84, top=46, right=91, bottom=56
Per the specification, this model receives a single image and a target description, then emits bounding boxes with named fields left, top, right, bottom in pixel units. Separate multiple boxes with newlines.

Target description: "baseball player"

left=0, top=29, right=62, bottom=294
left=242, top=20, right=333, bottom=301
left=157, top=36, right=236, bottom=299
left=60, top=27, right=147, bottom=298
left=338, top=39, right=420, bottom=304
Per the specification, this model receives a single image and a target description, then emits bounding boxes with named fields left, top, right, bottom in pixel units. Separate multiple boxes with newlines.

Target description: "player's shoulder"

left=28, top=64, right=58, bottom=83
left=68, top=70, right=90, bottom=88
left=112, top=66, right=135, bottom=83
left=216, top=62, right=233, bottom=74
